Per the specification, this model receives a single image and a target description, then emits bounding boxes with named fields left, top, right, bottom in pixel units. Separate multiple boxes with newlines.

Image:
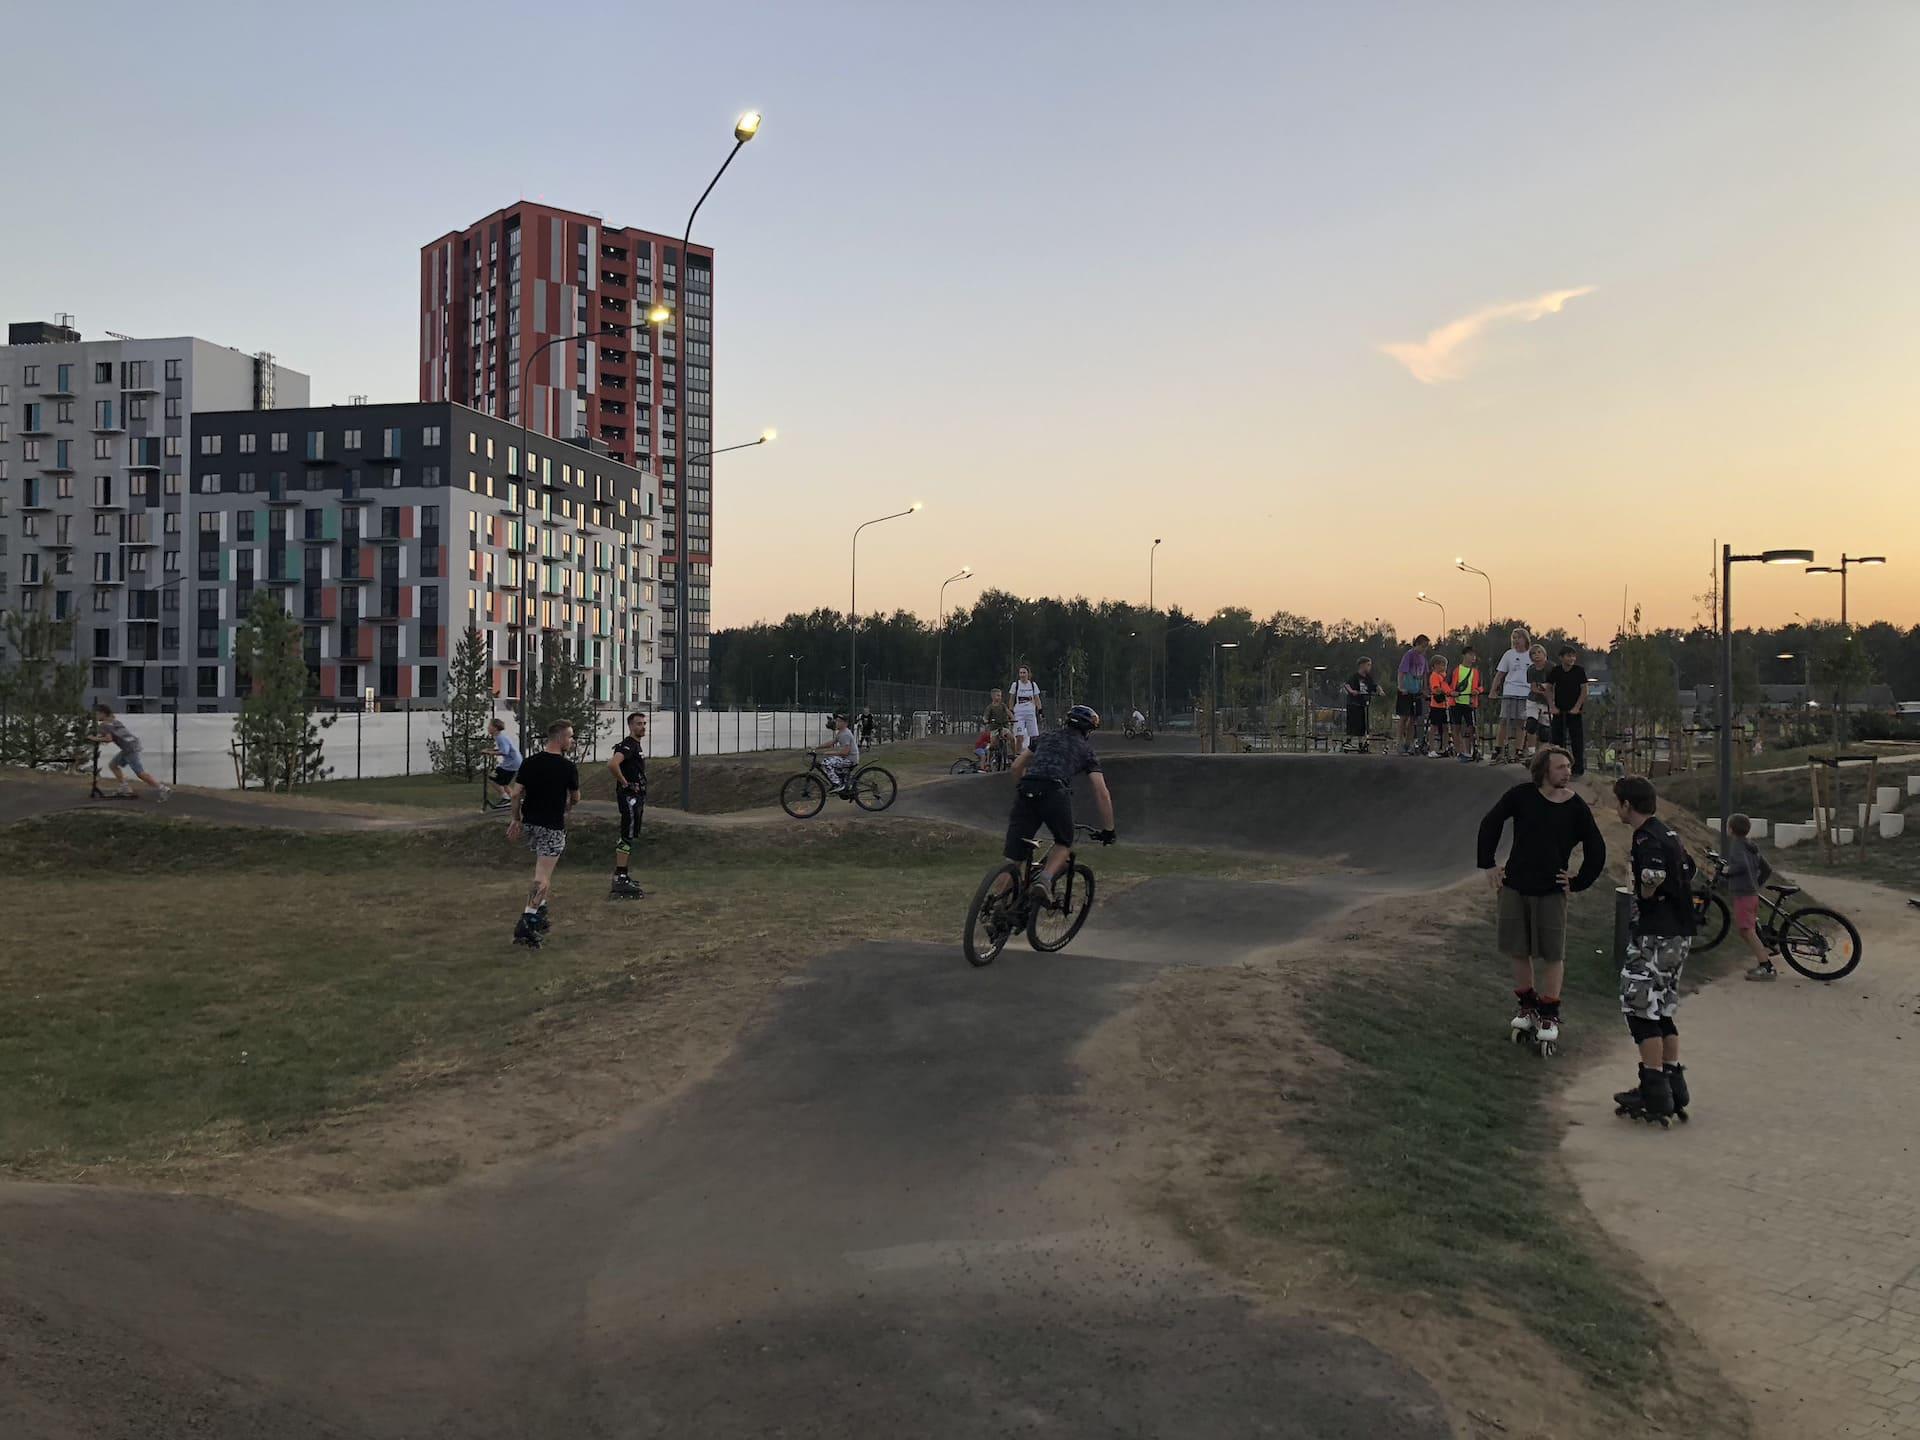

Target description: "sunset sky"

left=5, top=2, right=1915, bottom=640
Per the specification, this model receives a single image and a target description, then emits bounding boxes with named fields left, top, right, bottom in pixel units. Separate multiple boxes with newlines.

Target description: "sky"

left=4, top=1, right=1916, bottom=642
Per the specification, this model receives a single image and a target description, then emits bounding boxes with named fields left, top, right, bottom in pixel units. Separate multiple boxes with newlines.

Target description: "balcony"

left=126, top=455, right=162, bottom=472
left=266, top=487, right=301, bottom=507
left=19, top=421, right=51, bottom=437
left=365, top=450, right=404, bottom=467
left=40, top=456, right=75, bottom=475
left=302, top=450, right=340, bottom=467
left=40, top=379, right=76, bottom=399
left=43, top=534, right=76, bottom=549
left=120, top=375, right=161, bottom=395
left=338, top=484, right=374, bottom=504
left=92, top=492, right=125, bottom=510
left=20, top=493, right=53, bottom=512
left=118, top=533, right=157, bottom=548
left=91, top=416, right=126, bottom=433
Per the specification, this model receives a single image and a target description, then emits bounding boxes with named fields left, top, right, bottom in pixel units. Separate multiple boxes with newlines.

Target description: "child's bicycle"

left=961, top=824, right=1107, bottom=967
left=779, top=752, right=897, bottom=818
left=1689, top=849, right=1863, bottom=981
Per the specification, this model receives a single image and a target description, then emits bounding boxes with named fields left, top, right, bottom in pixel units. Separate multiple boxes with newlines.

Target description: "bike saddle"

left=1765, top=882, right=1800, bottom=896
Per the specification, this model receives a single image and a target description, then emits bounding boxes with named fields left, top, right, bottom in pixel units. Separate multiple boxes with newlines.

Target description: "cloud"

left=1381, top=285, right=1596, bottom=384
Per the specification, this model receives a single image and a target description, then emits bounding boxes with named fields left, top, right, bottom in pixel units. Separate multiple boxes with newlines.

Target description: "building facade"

left=419, top=202, right=715, bottom=706
left=188, top=402, right=660, bottom=713
left=0, top=319, right=309, bottom=712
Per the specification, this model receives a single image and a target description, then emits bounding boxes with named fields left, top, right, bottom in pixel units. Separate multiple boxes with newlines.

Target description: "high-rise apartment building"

left=188, top=402, right=660, bottom=712
left=420, top=203, right=715, bottom=705
left=0, top=318, right=309, bottom=711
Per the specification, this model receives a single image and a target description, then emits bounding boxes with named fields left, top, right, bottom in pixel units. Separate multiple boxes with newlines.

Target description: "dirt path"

left=1563, top=870, right=1920, bottom=1438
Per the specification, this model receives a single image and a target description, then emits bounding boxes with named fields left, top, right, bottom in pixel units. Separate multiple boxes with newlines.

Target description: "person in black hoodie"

left=1477, top=745, right=1607, bottom=1051
left=1610, top=775, right=1698, bottom=1124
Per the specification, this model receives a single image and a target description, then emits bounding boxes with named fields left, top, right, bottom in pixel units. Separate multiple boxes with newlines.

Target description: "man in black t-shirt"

left=506, top=720, right=582, bottom=948
left=1342, top=658, right=1380, bottom=753
left=1610, top=775, right=1697, bottom=1124
left=997, top=705, right=1116, bottom=906
left=605, top=711, right=649, bottom=900
left=1544, top=645, right=1590, bottom=776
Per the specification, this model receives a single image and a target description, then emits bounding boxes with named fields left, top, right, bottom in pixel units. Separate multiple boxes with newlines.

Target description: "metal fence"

left=862, top=680, right=995, bottom=737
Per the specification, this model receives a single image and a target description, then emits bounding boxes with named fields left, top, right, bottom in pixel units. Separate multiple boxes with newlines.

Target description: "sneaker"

left=156, top=785, right=172, bottom=802
left=1745, top=962, right=1778, bottom=981
left=114, top=785, right=134, bottom=797
left=1031, top=873, right=1058, bottom=908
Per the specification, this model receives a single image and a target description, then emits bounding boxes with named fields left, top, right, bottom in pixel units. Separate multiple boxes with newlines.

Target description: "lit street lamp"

left=935, top=565, right=974, bottom=727
left=1454, top=557, right=1493, bottom=633
left=1805, top=553, right=1888, bottom=744
left=1719, top=546, right=1814, bottom=831
left=1210, top=639, right=1240, bottom=754
left=849, top=502, right=921, bottom=716
left=1415, top=590, right=1447, bottom=641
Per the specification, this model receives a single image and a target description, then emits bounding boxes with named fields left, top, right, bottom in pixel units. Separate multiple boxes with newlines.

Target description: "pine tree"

left=528, top=634, right=604, bottom=759
left=0, top=609, right=88, bottom=769
left=431, top=624, right=494, bottom=779
left=233, top=592, right=334, bottom=791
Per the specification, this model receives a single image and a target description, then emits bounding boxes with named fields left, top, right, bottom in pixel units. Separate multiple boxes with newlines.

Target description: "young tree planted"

left=430, top=624, right=494, bottom=779
left=0, top=610, right=88, bottom=769
left=232, top=592, right=334, bottom=791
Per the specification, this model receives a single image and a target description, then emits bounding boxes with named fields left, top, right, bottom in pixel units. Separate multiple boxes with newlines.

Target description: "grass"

left=0, top=810, right=1229, bottom=1179
left=1243, top=891, right=1746, bottom=1397
left=1787, top=825, right=1920, bottom=890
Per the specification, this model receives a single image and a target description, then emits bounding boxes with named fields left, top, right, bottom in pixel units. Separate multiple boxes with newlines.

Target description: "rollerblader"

left=1009, top=665, right=1044, bottom=756
left=1453, top=645, right=1484, bottom=762
left=1476, top=745, right=1607, bottom=1055
left=993, top=704, right=1116, bottom=907
left=1491, top=628, right=1533, bottom=765
left=1395, top=635, right=1429, bottom=754
left=1611, top=775, right=1697, bottom=1124
left=814, top=713, right=858, bottom=794
left=486, top=718, right=521, bottom=810
left=1342, top=658, right=1380, bottom=752
left=606, top=711, right=649, bottom=900
left=505, top=721, right=580, bottom=948
left=87, top=705, right=170, bottom=800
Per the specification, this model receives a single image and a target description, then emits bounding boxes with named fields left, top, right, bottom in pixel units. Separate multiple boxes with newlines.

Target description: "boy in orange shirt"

left=1427, top=655, right=1457, bottom=757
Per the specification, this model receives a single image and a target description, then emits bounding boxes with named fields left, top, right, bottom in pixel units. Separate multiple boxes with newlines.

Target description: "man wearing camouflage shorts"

left=506, top=720, right=580, bottom=949
left=1612, top=775, right=1697, bottom=1123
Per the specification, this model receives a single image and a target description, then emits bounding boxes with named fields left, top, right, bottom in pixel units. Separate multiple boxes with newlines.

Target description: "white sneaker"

left=114, top=786, right=134, bottom=797
left=157, top=785, right=172, bottom=803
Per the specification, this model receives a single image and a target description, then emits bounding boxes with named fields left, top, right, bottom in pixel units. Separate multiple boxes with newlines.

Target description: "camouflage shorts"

left=1620, top=934, right=1690, bottom=1021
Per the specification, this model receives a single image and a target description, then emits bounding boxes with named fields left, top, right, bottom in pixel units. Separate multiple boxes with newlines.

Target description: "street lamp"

left=1576, top=611, right=1588, bottom=649
left=1454, top=557, right=1493, bottom=633
left=668, top=109, right=762, bottom=811
left=789, top=652, right=801, bottom=709
left=1415, top=590, right=1447, bottom=640
left=1719, top=546, right=1814, bottom=832
left=1148, top=538, right=1163, bottom=724
left=1805, top=553, right=1887, bottom=745
left=850, top=502, right=920, bottom=716
left=1210, top=639, right=1240, bottom=754
left=935, top=565, right=974, bottom=727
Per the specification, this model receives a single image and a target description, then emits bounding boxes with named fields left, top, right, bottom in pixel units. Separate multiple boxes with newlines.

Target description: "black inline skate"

left=1613, top=1064, right=1676, bottom=1128
left=609, top=873, right=645, bottom=901
left=513, top=913, right=543, bottom=949
left=1664, top=1062, right=1690, bottom=1122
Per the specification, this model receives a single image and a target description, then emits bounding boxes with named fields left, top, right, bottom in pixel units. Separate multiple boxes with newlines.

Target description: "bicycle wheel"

left=949, top=757, right=979, bottom=775
left=963, top=864, right=1022, bottom=967
left=780, top=773, right=828, bottom=819
left=1690, top=892, right=1730, bottom=953
left=1775, top=905, right=1863, bottom=982
left=852, top=765, right=897, bottom=812
left=1028, top=863, right=1097, bottom=953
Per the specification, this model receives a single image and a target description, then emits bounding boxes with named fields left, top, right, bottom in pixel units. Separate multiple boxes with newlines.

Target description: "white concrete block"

left=1706, top=817, right=1722, bottom=833
left=1749, top=819, right=1770, bottom=839
left=1774, top=825, right=1802, bottom=849
left=1878, top=786, right=1902, bottom=814
left=1881, top=813, right=1906, bottom=840
left=1857, top=803, right=1871, bottom=827
left=1837, top=827, right=1856, bottom=846
left=1910, top=774, right=1920, bottom=797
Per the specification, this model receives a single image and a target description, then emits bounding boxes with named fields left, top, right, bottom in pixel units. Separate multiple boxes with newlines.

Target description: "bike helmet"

left=1064, top=704, right=1101, bottom=734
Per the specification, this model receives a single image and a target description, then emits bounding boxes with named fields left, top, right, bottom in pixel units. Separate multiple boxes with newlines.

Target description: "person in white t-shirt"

left=1010, top=665, right=1043, bottom=752
left=1492, top=628, right=1534, bottom=765
left=815, top=713, right=860, bottom=792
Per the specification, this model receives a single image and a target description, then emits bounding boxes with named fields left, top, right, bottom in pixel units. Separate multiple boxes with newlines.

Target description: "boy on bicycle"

left=998, top=704, right=1115, bottom=905
left=814, top=713, right=859, bottom=793
left=985, top=687, right=1013, bottom=766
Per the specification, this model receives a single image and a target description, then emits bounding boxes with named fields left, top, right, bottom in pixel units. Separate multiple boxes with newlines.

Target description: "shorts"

left=523, top=823, right=568, bottom=859
left=1345, top=705, right=1368, bottom=738
left=1526, top=700, right=1549, bottom=728
left=1395, top=692, right=1422, bottom=718
left=112, top=746, right=150, bottom=778
left=1004, top=779, right=1073, bottom=863
left=1496, top=887, right=1568, bottom=963
left=1620, top=934, right=1690, bottom=1020
left=1013, top=708, right=1040, bottom=743
left=1731, top=894, right=1760, bottom=931
left=1428, top=705, right=1451, bottom=725
left=493, top=766, right=518, bottom=787
left=1499, top=696, right=1528, bottom=723
left=1452, top=705, right=1476, bottom=728
left=617, top=788, right=645, bottom=844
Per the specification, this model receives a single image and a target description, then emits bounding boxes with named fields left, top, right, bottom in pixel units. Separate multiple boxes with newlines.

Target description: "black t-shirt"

left=612, top=736, right=647, bottom=791
left=1628, top=817, right=1696, bottom=937
left=1475, top=782, right=1608, bottom=897
left=516, top=751, right=580, bottom=829
left=1022, top=729, right=1102, bottom=784
left=1526, top=663, right=1549, bottom=700
left=1346, top=672, right=1378, bottom=707
left=1546, top=664, right=1588, bottom=713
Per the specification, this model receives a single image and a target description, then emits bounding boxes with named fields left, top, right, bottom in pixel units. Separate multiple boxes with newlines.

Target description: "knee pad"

left=615, top=839, right=631, bottom=855
left=1626, top=1015, right=1664, bottom=1045
left=1658, top=1016, right=1679, bottom=1038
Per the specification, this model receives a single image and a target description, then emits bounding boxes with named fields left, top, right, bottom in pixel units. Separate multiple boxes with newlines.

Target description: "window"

left=237, top=471, right=255, bottom=491
left=93, top=513, right=110, bottom=537
left=165, top=358, right=183, bottom=381
left=271, top=432, right=288, bottom=452
left=467, top=432, right=476, bottom=453
left=200, top=434, right=221, bottom=456
left=305, top=431, right=325, bottom=460
left=22, top=365, right=38, bottom=386
left=130, top=474, right=150, bottom=499
left=95, top=362, right=112, bottom=384
left=164, top=511, right=180, bottom=534
left=423, top=425, right=441, bottom=447
left=56, top=401, right=74, bottom=423
left=199, top=473, right=221, bottom=494
left=344, top=429, right=361, bottom=449
left=164, top=436, right=182, bottom=457
left=239, top=433, right=257, bottom=454
left=237, top=512, right=255, bottom=541
left=166, top=397, right=182, bottom=419
left=164, top=473, right=182, bottom=495
left=419, top=666, right=439, bottom=698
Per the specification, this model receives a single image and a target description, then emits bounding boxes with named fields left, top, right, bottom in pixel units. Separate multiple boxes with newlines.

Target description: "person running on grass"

left=1722, top=812, right=1778, bottom=981
left=814, top=713, right=859, bottom=793
left=605, top=711, right=648, bottom=900
left=1610, top=775, right=1698, bottom=1123
left=1491, top=628, right=1533, bottom=764
left=1545, top=644, right=1590, bottom=777
left=994, top=704, right=1115, bottom=907
left=1395, top=635, right=1430, bottom=754
left=87, top=704, right=171, bottom=800
left=1426, top=651, right=1455, bottom=757
left=505, top=720, right=580, bottom=949
left=1476, top=745, right=1607, bottom=1051
left=487, top=717, right=522, bottom=810
left=1342, top=657, right=1380, bottom=752
left=1453, top=645, right=1484, bottom=763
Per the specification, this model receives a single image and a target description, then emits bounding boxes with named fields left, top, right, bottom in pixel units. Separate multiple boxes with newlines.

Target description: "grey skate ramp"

left=902, top=752, right=1513, bottom=880
left=0, top=942, right=1451, bottom=1439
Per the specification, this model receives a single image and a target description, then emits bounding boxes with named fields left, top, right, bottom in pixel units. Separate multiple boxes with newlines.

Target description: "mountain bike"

left=961, top=824, right=1105, bottom=967
left=779, top=753, right=898, bottom=819
left=1690, top=849, right=1863, bottom=981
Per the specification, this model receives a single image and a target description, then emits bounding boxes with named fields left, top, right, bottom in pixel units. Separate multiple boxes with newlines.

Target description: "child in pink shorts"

left=1725, top=813, right=1777, bottom=980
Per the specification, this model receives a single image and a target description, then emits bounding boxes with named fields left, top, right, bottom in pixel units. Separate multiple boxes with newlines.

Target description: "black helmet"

left=1065, top=704, right=1101, bottom=733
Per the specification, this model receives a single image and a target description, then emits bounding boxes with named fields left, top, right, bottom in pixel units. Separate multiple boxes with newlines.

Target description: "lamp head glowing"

left=1416, top=590, right=1428, bottom=600
left=735, top=111, right=762, bottom=142
left=646, top=303, right=672, bottom=326
left=1454, top=556, right=1465, bottom=567
left=961, top=566, right=972, bottom=576
left=1857, top=555, right=1888, bottom=566
left=760, top=427, right=777, bottom=444
left=1763, top=549, right=1814, bottom=566
left=1220, top=641, right=1240, bottom=650
left=909, top=501, right=923, bottom=512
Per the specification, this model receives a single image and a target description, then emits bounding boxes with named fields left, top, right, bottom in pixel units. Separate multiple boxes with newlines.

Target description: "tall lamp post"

left=1210, top=640, right=1240, bottom=754
left=849, top=502, right=921, bottom=716
left=1415, top=590, right=1446, bottom=641
left=1719, top=546, right=1814, bottom=833
left=1576, top=611, right=1588, bottom=649
left=1805, top=553, right=1887, bottom=745
left=669, top=109, right=762, bottom=812
left=789, top=653, right=801, bottom=708
left=1148, top=537, right=1162, bottom=723
left=935, top=565, right=973, bottom=727
left=1454, top=557, right=1493, bottom=636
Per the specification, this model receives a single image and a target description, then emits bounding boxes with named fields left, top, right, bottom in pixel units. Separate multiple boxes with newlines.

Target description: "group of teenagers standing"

left=1343, top=628, right=1591, bottom=772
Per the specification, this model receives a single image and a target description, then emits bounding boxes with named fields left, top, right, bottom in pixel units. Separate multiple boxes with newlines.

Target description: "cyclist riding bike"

left=985, top=687, right=1014, bottom=767
left=994, top=704, right=1115, bottom=906
left=813, top=713, right=859, bottom=793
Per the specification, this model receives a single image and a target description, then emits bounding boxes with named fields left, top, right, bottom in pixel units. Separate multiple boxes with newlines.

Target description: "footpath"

left=1564, top=870, right=1920, bottom=1438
